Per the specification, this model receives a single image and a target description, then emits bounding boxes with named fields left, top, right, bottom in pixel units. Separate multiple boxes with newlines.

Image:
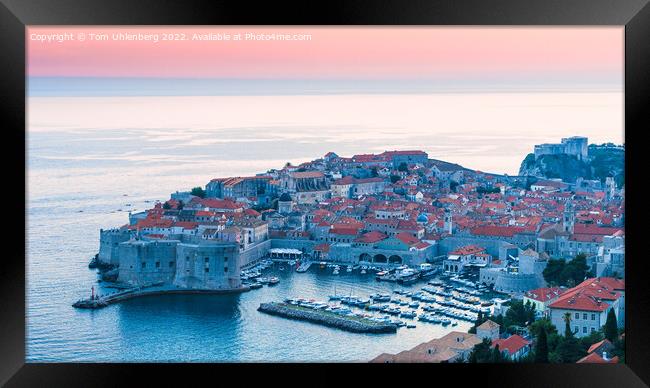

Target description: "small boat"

left=406, top=324, right=416, bottom=329
left=400, top=311, right=416, bottom=319
left=332, top=268, right=340, bottom=275
left=279, top=266, right=285, bottom=271
left=288, top=260, right=296, bottom=265
left=346, top=266, right=352, bottom=273
left=268, top=277, right=279, bottom=285
left=249, top=282, right=263, bottom=289
left=360, top=269, right=367, bottom=274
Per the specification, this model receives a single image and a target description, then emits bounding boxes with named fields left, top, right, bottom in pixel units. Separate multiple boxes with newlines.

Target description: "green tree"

left=468, top=338, right=493, bottom=363
left=491, top=344, right=504, bottom=363
left=162, top=201, right=171, bottom=210
left=534, top=327, right=549, bottom=363
left=398, top=162, right=408, bottom=172
left=468, top=311, right=485, bottom=334
left=543, top=259, right=566, bottom=286
left=370, top=167, right=379, bottom=177
left=450, top=180, right=459, bottom=192
left=566, top=253, right=589, bottom=284
left=579, top=329, right=604, bottom=350
left=529, top=318, right=557, bottom=340
left=177, top=200, right=184, bottom=210
left=604, top=309, right=618, bottom=342
left=554, top=335, right=585, bottom=363
left=190, top=186, right=206, bottom=198
left=390, top=175, right=401, bottom=184
left=505, top=300, right=536, bottom=328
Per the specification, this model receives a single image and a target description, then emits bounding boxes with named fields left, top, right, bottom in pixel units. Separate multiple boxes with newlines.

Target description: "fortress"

left=98, top=228, right=249, bottom=291
left=534, top=136, right=588, bottom=161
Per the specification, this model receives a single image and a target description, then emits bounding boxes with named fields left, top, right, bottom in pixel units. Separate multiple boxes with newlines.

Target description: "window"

left=155, top=261, right=160, bottom=268
left=224, top=267, right=228, bottom=273
left=591, top=314, right=596, bottom=320
left=205, top=268, right=209, bottom=273
left=205, top=257, right=209, bottom=263
left=169, top=261, right=174, bottom=267
left=583, top=326, right=587, bottom=333
left=591, top=327, right=596, bottom=333
left=583, top=313, right=587, bottom=320
left=141, top=262, right=146, bottom=269
left=574, top=326, right=579, bottom=333
left=575, top=313, right=579, bottom=319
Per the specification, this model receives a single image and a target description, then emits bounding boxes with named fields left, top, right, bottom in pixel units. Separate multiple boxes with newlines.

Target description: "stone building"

left=174, top=241, right=241, bottom=290
left=479, top=248, right=548, bottom=295
left=117, top=239, right=178, bottom=285
left=476, top=319, right=500, bottom=342
left=534, top=136, right=588, bottom=161
left=98, top=228, right=133, bottom=266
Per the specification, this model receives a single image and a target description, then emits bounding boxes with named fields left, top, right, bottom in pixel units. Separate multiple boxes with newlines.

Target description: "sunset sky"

left=28, top=27, right=623, bottom=90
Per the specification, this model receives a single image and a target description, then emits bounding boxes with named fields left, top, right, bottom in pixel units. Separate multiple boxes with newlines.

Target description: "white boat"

left=360, top=269, right=367, bottom=274
left=332, top=268, right=340, bottom=275
left=346, top=266, right=352, bottom=272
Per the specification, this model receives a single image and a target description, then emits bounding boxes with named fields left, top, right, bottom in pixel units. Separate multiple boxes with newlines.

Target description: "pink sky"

left=27, top=27, right=623, bottom=80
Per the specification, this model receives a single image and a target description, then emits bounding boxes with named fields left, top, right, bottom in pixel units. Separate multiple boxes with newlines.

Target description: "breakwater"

left=258, top=302, right=397, bottom=334
left=73, top=284, right=250, bottom=309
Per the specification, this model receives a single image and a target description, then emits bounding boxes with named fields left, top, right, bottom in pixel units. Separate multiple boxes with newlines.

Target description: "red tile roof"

left=491, top=334, right=531, bottom=355
left=573, top=224, right=623, bottom=236
left=587, top=339, right=613, bottom=355
left=470, top=226, right=526, bottom=237
left=355, top=231, right=389, bottom=244
left=450, top=245, right=486, bottom=256
left=576, top=352, right=619, bottom=364
left=524, top=287, right=566, bottom=303
left=549, top=278, right=622, bottom=312
left=313, top=243, right=331, bottom=253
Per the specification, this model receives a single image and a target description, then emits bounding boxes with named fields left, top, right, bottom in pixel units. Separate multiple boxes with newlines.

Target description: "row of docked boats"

left=283, top=298, right=413, bottom=328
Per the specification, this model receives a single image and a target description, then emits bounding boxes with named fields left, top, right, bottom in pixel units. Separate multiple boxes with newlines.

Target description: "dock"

left=296, top=261, right=312, bottom=273
left=72, top=283, right=250, bottom=309
left=258, top=302, right=397, bottom=334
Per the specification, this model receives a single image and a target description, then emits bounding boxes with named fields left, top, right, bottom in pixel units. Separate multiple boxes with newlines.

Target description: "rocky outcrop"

left=518, top=145, right=624, bottom=186
left=258, top=302, right=397, bottom=334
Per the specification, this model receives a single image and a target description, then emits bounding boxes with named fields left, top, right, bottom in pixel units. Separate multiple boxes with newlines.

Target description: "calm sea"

left=26, top=92, right=622, bottom=361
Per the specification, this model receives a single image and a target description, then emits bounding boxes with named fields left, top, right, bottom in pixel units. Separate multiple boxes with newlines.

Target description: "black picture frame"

left=1, top=0, right=648, bottom=386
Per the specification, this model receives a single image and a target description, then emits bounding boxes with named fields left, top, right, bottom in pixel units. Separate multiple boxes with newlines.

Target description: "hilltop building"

left=534, top=136, right=588, bottom=161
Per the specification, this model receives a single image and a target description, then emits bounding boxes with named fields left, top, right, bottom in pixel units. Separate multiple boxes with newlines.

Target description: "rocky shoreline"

left=258, top=302, right=397, bottom=334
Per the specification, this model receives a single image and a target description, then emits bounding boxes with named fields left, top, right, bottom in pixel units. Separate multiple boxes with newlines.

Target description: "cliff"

left=518, top=145, right=624, bottom=186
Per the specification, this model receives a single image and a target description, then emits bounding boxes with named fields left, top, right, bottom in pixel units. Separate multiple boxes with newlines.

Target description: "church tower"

left=444, top=208, right=453, bottom=235
left=563, top=200, right=575, bottom=234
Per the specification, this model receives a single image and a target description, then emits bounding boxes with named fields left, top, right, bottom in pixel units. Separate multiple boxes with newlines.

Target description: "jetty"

left=258, top=302, right=397, bottom=334
left=296, top=261, right=312, bottom=273
left=72, top=283, right=250, bottom=309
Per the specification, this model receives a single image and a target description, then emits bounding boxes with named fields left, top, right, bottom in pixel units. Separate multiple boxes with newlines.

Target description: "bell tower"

left=444, top=208, right=453, bottom=235
left=563, top=200, right=575, bottom=234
